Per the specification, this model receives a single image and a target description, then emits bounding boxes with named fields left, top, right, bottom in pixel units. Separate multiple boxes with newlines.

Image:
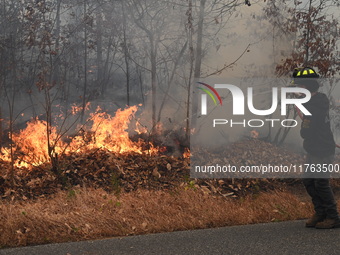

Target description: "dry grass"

left=0, top=188, right=314, bottom=248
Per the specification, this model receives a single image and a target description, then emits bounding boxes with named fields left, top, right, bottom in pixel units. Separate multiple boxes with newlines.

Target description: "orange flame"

left=71, top=102, right=90, bottom=115
left=183, top=148, right=191, bottom=158
left=12, top=119, right=65, bottom=167
left=1, top=105, right=161, bottom=169
left=70, top=106, right=143, bottom=153
left=135, top=121, right=148, bottom=135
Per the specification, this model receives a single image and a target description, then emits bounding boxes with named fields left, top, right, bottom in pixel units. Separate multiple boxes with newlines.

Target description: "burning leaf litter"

left=0, top=105, right=339, bottom=200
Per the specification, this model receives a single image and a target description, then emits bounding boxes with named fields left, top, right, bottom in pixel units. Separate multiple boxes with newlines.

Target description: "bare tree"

left=264, top=0, right=339, bottom=145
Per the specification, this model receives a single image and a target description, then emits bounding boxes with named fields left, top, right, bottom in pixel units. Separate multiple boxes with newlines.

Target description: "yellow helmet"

left=292, top=67, right=320, bottom=78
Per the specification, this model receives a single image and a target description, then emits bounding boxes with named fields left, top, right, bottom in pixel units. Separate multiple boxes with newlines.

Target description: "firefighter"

left=293, top=67, right=340, bottom=229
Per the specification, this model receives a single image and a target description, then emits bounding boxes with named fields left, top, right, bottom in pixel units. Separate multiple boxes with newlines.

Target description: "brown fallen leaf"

left=166, top=163, right=172, bottom=171
left=152, top=167, right=161, bottom=178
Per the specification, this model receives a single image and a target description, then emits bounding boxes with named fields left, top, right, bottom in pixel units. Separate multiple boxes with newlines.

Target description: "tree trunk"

left=194, top=0, right=206, bottom=80
left=186, top=0, right=195, bottom=141
left=304, top=0, right=313, bottom=66
left=96, top=10, right=104, bottom=95
left=81, top=1, right=88, bottom=122
left=53, top=0, right=61, bottom=90
left=191, top=0, right=206, bottom=128
left=136, top=64, right=145, bottom=105
left=150, top=37, right=157, bottom=132
left=121, top=2, right=130, bottom=106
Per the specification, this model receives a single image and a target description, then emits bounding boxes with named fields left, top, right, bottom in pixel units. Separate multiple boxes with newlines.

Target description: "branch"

left=201, top=43, right=250, bottom=78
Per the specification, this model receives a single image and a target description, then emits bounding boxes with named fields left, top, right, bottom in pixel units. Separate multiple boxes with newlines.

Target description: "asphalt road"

left=1, top=220, right=340, bottom=255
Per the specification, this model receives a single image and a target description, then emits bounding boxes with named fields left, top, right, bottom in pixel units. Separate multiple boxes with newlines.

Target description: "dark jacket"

left=300, top=92, right=335, bottom=157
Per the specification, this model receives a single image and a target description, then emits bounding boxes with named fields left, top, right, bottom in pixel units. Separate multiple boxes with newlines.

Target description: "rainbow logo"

left=197, top=82, right=222, bottom=106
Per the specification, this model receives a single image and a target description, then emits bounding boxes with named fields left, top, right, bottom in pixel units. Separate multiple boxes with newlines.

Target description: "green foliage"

left=185, top=180, right=196, bottom=190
